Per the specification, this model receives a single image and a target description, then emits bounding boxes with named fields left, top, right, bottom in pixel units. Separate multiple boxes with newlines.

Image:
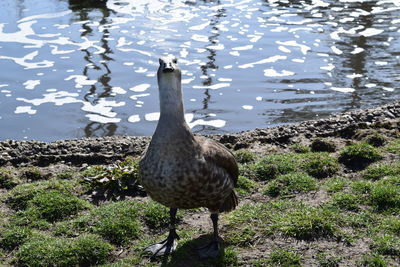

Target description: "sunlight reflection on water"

left=0, top=0, right=399, bottom=141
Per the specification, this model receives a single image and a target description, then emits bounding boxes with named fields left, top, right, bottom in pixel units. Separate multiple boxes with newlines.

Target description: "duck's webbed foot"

left=197, top=239, right=221, bottom=258
left=144, top=229, right=180, bottom=257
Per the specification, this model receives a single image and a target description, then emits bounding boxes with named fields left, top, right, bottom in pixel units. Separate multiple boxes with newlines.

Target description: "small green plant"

left=19, top=190, right=92, bottom=223
left=22, top=167, right=45, bottom=181
left=291, top=143, right=310, bottom=153
left=324, top=177, right=347, bottom=193
left=311, top=138, right=336, bottom=152
left=379, top=217, right=400, bottom=235
left=365, top=132, right=387, bottom=147
left=357, top=253, right=387, bottom=267
left=143, top=200, right=173, bottom=229
left=268, top=248, right=301, bottom=266
left=363, top=162, right=400, bottom=180
left=302, top=153, right=340, bottom=178
left=0, top=226, right=32, bottom=251
left=263, top=172, right=317, bottom=197
left=339, top=143, right=383, bottom=169
left=385, top=138, right=400, bottom=154
left=369, top=179, right=400, bottom=212
left=316, top=252, right=341, bottom=267
left=56, top=171, right=76, bottom=180
left=235, top=175, right=258, bottom=195
left=331, top=192, right=359, bottom=211
left=370, top=234, right=400, bottom=257
left=235, top=150, right=256, bottom=164
left=16, top=234, right=113, bottom=266
left=6, top=180, right=78, bottom=210
left=0, top=168, right=19, bottom=189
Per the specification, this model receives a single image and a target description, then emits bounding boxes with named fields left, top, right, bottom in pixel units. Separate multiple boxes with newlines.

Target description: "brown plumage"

left=139, top=55, right=238, bottom=258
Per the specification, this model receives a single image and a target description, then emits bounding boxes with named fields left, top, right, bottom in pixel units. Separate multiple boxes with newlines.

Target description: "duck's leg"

left=197, top=213, right=221, bottom=258
left=144, top=208, right=180, bottom=257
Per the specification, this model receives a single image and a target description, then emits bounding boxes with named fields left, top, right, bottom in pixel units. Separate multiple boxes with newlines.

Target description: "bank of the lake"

left=0, top=101, right=399, bottom=266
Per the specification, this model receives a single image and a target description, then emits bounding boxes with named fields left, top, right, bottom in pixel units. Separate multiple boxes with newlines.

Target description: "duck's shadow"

left=153, top=234, right=227, bottom=267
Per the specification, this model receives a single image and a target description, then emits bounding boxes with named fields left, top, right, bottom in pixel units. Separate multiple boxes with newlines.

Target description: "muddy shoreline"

left=1, top=101, right=399, bottom=167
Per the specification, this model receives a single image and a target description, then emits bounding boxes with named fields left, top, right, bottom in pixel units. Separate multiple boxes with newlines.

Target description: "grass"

left=369, top=178, right=400, bottom=212
left=324, top=177, right=348, bottom=193
left=370, top=234, right=400, bottom=257
left=301, top=152, right=340, bottom=179
left=263, top=172, right=317, bottom=197
left=267, top=248, right=301, bottom=266
left=339, top=142, right=383, bottom=169
left=235, top=150, right=256, bottom=164
left=0, top=226, right=32, bottom=251
left=290, top=143, right=310, bottom=153
left=235, top=175, right=258, bottom=195
left=16, top=233, right=113, bottom=267
left=385, top=138, right=400, bottom=154
left=357, top=253, right=388, bottom=267
left=310, top=138, right=336, bottom=152
left=363, top=162, right=400, bottom=180
left=330, top=192, right=360, bottom=211
left=143, top=200, right=175, bottom=230
left=0, top=168, right=19, bottom=189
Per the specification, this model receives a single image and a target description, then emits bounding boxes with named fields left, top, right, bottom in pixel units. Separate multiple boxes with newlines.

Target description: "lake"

left=0, top=0, right=399, bottom=141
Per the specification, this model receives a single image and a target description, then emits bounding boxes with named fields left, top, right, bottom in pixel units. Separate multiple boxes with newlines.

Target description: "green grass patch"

left=369, top=177, right=400, bottom=212
left=311, top=138, right=336, bottom=152
left=235, top=175, right=258, bottom=195
left=22, top=167, right=45, bottom=181
left=363, top=162, right=400, bottom=180
left=0, top=168, right=19, bottom=189
left=357, top=253, right=387, bottom=267
left=56, top=171, right=76, bottom=180
left=5, top=180, right=80, bottom=210
left=378, top=217, right=400, bottom=236
left=290, top=143, right=310, bottom=153
left=268, top=248, right=301, bottom=266
left=235, top=150, right=256, bottom=164
left=330, top=192, right=360, bottom=211
left=324, top=177, right=348, bottom=193
left=17, top=191, right=92, bottom=223
left=224, top=201, right=340, bottom=246
left=0, top=226, right=32, bottom=251
left=16, top=233, right=113, bottom=267
left=364, top=132, right=387, bottom=147
left=339, top=143, right=383, bottom=169
left=55, top=200, right=142, bottom=245
left=142, top=200, right=178, bottom=230
left=263, top=172, right=317, bottom=197
left=384, top=138, right=400, bottom=154
left=316, top=252, right=342, bottom=267
left=370, top=234, right=400, bottom=257
left=302, top=152, right=340, bottom=179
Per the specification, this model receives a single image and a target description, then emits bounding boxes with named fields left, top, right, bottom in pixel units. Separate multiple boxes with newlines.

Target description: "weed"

left=268, top=248, right=301, bottom=266
left=379, top=217, right=400, bottom=236
left=143, top=200, right=174, bottom=230
left=331, top=192, right=359, bottom=211
left=302, top=152, right=340, bottom=178
left=16, top=233, right=113, bottom=266
left=370, top=234, right=400, bottom=257
left=316, top=252, right=341, bottom=267
left=6, top=180, right=79, bottom=210
left=291, top=143, right=310, bottom=153
left=0, top=226, right=32, bottom=251
left=235, top=175, right=258, bottom=195
left=357, top=253, right=387, bottom=267
left=20, top=190, right=92, bottom=223
left=311, top=138, right=336, bottom=152
left=56, top=171, right=76, bottom=180
left=363, top=162, right=400, bottom=180
left=235, top=150, right=256, bottom=164
left=365, top=132, right=387, bottom=147
left=339, top=143, right=383, bottom=169
left=324, top=177, right=347, bottom=193
left=369, top=179, right=400, bottom=212
left=263, top=172, right=317, bottom=197
left=385, top=138, right=400, bottom=154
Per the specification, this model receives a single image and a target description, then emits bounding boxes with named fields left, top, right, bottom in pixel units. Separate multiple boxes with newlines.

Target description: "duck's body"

left=139, top=55, right=238, bottom=258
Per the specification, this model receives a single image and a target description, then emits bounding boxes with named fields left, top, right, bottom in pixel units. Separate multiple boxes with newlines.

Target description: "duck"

left=139, top=54, right=238, bottom=258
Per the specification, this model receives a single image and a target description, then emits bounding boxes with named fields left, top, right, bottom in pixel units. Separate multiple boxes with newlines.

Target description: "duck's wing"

left=195, top=136, right=239, bottom=186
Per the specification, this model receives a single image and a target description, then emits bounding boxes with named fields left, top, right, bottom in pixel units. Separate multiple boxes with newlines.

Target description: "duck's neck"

left=154, top=78, right=193, bottom=140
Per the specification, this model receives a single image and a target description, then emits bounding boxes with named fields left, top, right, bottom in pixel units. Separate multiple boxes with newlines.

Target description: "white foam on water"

left=351, top=47, right=364, bottom=54
left=145, top=112, right=160, bottom=121
left=182, top=77, right=195, bottom=84
left=81, top=100, right=125, bottom=118
left=65, top=75, right=97, bottom=88
left=232, top=45, right=253, bottom=51
left=264, top=68, right=295, bottom=77
left=180, top=48, right=189, bottom=58
left=242, top=105, right=253, bottom=110
left=193, top=83, right=230, bottom=90
left=229, top=51, right=240, bottom=56
left=0, top=51, right=54, bottom=69
left=238, top=55, right=287, bottom=69
left=382, top=87, right=394, bottom=92
left=331, top=46, right=343, bottom=55
left=218, top=78, right=232, bottom=82
left=129, top=83, right=151, bottom=92
left=23, top=80, right=40, bottom=90
left=365, top=83, right=377, bottom=88
left=276, top=40, right=310, bottom=55
left=189, top=21, right=210, bottom=31
left=191, top=34, right=208, bottom=42
left=188, top=119, right=226, bottom=128
left=86, top=114, right=121, bottom=123
left=278, top=46, right=291, bottom=53
left=15, top=106, right=36, bottom=115
left=18, top=10, right=72, bottom=23
left=292, top=58, right=305, bottom=63
left=359, top=28, right=384, bottom=37
left=346, top=73, right=363, bottom=79
left=128, top=115, right=140, bottom=123
left=130, top=93, right=150, bottom=100
left=331, top=87, right=355, bottom=93
left=134, top=67, right=148, bottom=73
left=375, top=61, right=388, bottom=66
left=256, top=96, right=262, bottom=101
left=223, top=65, right=233, bottom=69
left=207, top=43, right=224, bottom=50
left=17, top=91, right=81, bottom=106
left=112, top=87, right=127, bottom=94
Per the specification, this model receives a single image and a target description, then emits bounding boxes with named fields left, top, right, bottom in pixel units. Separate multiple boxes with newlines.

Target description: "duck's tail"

left=219, top=190, right=238, bottom=213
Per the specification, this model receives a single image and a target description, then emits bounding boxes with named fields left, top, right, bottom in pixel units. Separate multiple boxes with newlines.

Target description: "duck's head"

left=157, top=55, right=181, bottom=89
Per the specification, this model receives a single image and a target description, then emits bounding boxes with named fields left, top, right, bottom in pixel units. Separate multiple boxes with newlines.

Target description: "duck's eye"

left=172, top=58, right=177, bottom=64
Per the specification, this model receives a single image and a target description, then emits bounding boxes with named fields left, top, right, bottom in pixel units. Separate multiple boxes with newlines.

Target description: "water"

left=0, top=0, right=399, bottom=141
